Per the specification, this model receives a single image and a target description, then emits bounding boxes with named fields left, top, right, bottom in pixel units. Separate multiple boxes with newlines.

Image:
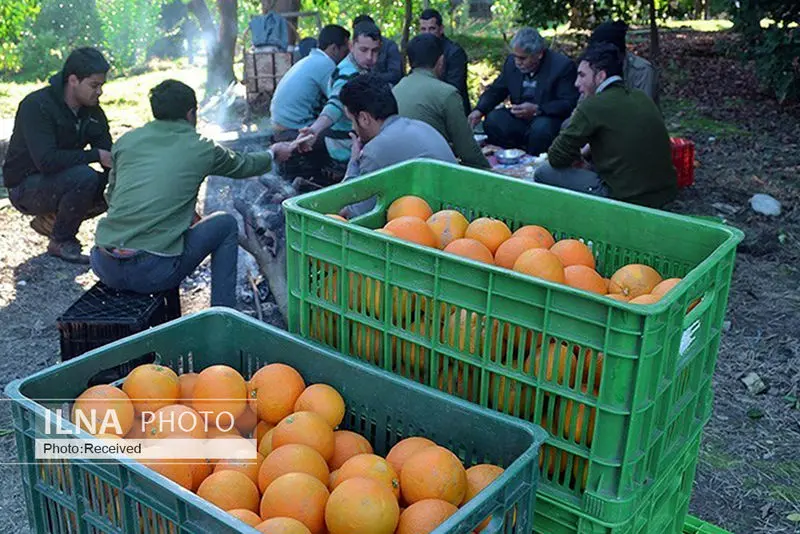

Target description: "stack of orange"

left=70, top=361, right=507, bottom=534
left=331, top=195, right=685, bottom=306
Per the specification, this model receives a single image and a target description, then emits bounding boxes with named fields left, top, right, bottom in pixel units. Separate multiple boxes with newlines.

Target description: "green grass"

left=662, top=97, right=746, bottom=138
left=0, top=61, right=205, bottom=139
left=660, top=19, right=734, bottom=32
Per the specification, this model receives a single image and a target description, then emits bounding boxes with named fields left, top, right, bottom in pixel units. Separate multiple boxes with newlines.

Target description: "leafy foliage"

left=0, top=0, right=40, bottom=72
left=96, top=0, right=165, bottom=72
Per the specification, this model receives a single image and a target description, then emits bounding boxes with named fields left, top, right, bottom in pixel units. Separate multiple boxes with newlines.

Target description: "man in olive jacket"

left=91, top=80, right=294, bottom=308
left=393, top=34, right=489, bottom=169
left=535, top=44, right=676, bottom=208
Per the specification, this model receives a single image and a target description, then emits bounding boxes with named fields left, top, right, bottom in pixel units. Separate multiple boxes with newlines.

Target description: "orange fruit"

left=329, top=469, right=340, bottom=491
left=325, top=477, right=400, bottom=534
left=256, top=421, right=274, bottom=448
left=330, top=430, right=374, bottom=470
left=563, top=392, right=597, bottom=447
left=387, top=196, right=433, bottom=222
left=652, top=277, right=682, bottom=297
left=258, top=428, right=276, bottom=457
left=608, top=264, right=663, bottom=298
left=513, top=248, right=565, bottom=283
left=384, top=216, right=438, bottom=248
left=400, top=446, right=467, bottom=506
left=579, top=349, right=604, bottom=395
left=512, top=225, right=555, bottom=248
left=376, top=228, right=395, bottom=236
left=144, top=404, right=207, bottom=439
left=333, top=453, right=400, bottom=499
left=606, top=293, right=630, bottom=302
left=228, top=508, right=263, bottom=527
left=141, top=458, right=193, bottom=491
left=326, top=214, right=347, bottom=222
left=443, top=238, right=494, bottom=264
left=260, top=473, right=329, bottom=534
left=197, top=470, right=260, bottom=513
left=192, top=365, right=247, bottom=421
left=629, top=293, right=662, bottom=305
left=385, top=437, right=437, bottom=475
left=550, top=239, right=596, bottom=269
left=178, top=372, right=198, bottom=405
left=494, top=236, right=546, bottom=269
left=463, top=464, right=504, bottom=504
left=294, top=384, right=345, bottom=429
left=235, top=406, right=258, bottom=436
left=463, top=464, right=505, bottom=532
left=393, top=320, right=430, bottom=378
left=122, top=364, right=180, bottom=415
left=188, top=459, right=213, bottom=492
left=206, top=424, right=241, bottom=439
left=72, top=385, right=134, bottom=437
left=396, top=499, right=458, bottom=534
left=214, top=453, right=265, bottom=486
left=426, top=210, right=469, bottom=249
left=534, top=342, right=578, bottom=387
left=249, top=363, right=306, bottom=424
left=272, top=411, right=335, bottom=462
left=255, top=517, right=312, bottom=534
left=257, top=443, right=330, bottom=493
left=563, top=265, right=607, bottom=294
left=464, top=217, right=512, bottom=254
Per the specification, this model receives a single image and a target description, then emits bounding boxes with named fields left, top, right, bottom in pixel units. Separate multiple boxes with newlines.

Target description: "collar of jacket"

left=411, top=68, right=438, bottom=80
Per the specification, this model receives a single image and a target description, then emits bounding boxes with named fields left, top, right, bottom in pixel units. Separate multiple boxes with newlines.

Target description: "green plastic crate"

left=283, top=160, right=743, bottom=523
left=683, top=515, right=734, bottom=534
left=5, top=309, right=547, bottom=534
left=533, top=425, right=703, bottom=534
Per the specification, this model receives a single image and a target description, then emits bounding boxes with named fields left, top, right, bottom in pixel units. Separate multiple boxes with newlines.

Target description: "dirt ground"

left=0, top=30, right=798, bottom=533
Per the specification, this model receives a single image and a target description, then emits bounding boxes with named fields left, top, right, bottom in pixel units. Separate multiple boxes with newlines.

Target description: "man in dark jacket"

left=469, top=28, right=579, bottom=157
left=419, top=8, right=471, bottom=115
left=354, top=15, right=403, bottom=86
left=535, top=43, right=676, bottom=208
left=3, top=47, right=112, bottom=263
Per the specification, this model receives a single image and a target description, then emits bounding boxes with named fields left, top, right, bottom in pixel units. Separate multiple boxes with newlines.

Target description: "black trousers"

left=8, top=165, right=106, bottom=242
left=483, top=108, right=563, bottom=156
left=273, top=129, right=346, bottom=188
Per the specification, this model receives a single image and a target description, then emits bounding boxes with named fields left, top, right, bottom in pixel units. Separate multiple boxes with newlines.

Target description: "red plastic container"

left=671, top=138, right=696, bottom=188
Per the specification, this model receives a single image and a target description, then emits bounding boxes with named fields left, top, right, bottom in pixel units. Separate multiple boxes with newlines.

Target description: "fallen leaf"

left=787, top=513, right=800, bottom=522
left=747, top=407, right=764, bottom=419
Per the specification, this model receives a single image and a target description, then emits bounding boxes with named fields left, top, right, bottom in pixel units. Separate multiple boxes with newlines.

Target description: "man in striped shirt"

left=297, top=21, right=382, bottom=172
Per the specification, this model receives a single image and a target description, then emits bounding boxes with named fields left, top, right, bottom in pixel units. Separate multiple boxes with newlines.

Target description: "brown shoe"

left=30, top=214, right=56, bottom=238
left=47, top=239, right=90, bottom=264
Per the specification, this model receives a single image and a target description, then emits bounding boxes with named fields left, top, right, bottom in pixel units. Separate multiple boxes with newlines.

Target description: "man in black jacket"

left=468, top=28, right=579, bottom=157
left=419, top=8, right=471, bottom=115
left=3, top=47, right=112, bottom=263
left=353, top=15, right=403, bottom=86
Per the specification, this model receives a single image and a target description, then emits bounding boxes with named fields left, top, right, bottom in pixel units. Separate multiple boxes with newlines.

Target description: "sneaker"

left=30, top=214, right=56, bottom=238
left=47, top=239, right=90, bottom=264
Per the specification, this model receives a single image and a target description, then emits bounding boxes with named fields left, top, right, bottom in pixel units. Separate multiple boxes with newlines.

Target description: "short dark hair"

left=149, top=80, right=197, bottom=121
left=62, top=47, right=110, bottom=82
left=353, top=21, right=381, bottom=43
left=340, top=73, right=398, bottom=121
left=318, top=24, right=350, bottom=50
left=579, top=43, right=624, bottom=78
left=589, top=20, right=628, bottom=55
left=353, top=15, right=374, bottom=26
left=407, top=34, right=444, bottom=70
left=419, top=8, right=443, bottom=26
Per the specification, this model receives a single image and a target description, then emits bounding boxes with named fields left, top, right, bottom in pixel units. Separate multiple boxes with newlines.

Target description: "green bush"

left=97, top=0, right=164, bottom=72
left=0, top=0, right=40, bottom=72
left=752, top=27, right=800, bottom=104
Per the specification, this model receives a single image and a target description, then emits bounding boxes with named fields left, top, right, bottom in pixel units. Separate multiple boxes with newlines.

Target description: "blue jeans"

left=90, top=212, right=239, bottom=307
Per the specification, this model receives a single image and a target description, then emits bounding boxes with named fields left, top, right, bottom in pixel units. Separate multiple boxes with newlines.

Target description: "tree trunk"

left=401, top=0, right=413, bottom=59
left=205, top=0, right=238, bottom=95
left=648, top=0, right=660, bottom=65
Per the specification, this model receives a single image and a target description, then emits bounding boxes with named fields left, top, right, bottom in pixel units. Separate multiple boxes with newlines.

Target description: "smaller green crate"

left=683, top=515, right=734, bottom=534
left=5, top=309, right=547, bottom=534
left=534, top=426, right=704, bottom=534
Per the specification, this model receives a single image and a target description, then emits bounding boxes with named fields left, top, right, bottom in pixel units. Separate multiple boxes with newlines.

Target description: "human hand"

left=467, top=110, right=483, bottom=129
left=98, top=149, right=113, bottom=168
left=296, top=127, right=317, bottom=153
left=270, top=141, right=294, bottom=163
left=349, top=132, right=363, bottom=161
left=510, top=102, right=538, bottom=120
left=580, top=143, right=591, bottom=160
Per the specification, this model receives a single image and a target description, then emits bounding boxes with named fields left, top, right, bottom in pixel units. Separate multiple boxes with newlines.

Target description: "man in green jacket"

left=392, top=34, right=489, bottom=169
left=535, top=43, right=676, bottom=208
left=91, top=80, right=294, bottom=307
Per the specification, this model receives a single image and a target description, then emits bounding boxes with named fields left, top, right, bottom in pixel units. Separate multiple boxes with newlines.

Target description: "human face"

left=70, top=73, right=106, bottom=107
left=419, top=17, right=443, bottom=38
left=512, top=45, right=544, bottom=75
left=575, top=60, right=605, bottom=97
left=351, top=35, right=381, bottom=70
left=332, top=42, right=350, bottom=63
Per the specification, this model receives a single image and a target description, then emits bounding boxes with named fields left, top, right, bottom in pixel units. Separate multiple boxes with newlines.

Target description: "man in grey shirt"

left=338, top=73, right=457, bottom=218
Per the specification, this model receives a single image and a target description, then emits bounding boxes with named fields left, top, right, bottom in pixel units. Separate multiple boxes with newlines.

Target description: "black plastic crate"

left=57, top=282, right=181, bottom=364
